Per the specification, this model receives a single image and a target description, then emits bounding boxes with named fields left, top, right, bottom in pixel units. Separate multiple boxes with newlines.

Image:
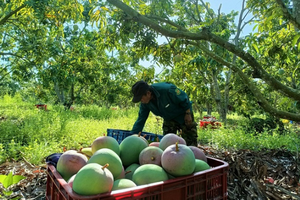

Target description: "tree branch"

left=184, top=5, right=201, bottom=24
left=195, top=0, right=202, bottom=22
left=235, top=0, right=247, bottom=41
left=0, top=4, right=26, bottom=26
left=199, top=0, right=214, bottom=19
left=146, top=15, right=187, bottom=31
left=274, top=0, right=300, bottom=30
left=0, top=52, right=24, bottom=59
left=187, top=40, right=300, bottom=121
left=106, top=0, right=300, bottom=101
left=0, top=68, right=13, bottom=82
left=240, top=16, right=255, bottom=32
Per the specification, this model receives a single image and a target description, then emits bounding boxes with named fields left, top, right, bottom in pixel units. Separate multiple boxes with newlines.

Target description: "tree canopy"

left=1, top=0, right=300, bottom=122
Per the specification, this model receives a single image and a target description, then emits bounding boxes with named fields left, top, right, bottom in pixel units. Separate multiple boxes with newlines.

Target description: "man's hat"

left=131, top=81, right=149, bottom=103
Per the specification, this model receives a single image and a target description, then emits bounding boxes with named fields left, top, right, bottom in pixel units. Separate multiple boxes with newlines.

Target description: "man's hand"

left=184, top=113, right=193, bottom=128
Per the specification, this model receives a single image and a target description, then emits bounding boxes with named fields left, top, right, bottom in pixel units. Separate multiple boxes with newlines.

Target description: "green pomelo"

left=132, top=164, right=168, bottom=185
left=159, top=133, right=186, bottom=151
left=67, top=174, right=76, bottom=188
left=278, top=69, right=284, bottom=75
left=91, top=136, right=120, bottom=155
left=149, top=142, right=160, bottom=147
left=73, top=24, right=79, bottom=31
left=166, top=172, right=176, bottom=180
left=57, top=150, right=88, bottom=181
left=72, top=163, right=114, bottom=195
left=129, top=32, right=135, bottom=39
left=188, top=146, right=207, bottom=162
left=80, top=147, right=93, bottom=157
left=161, top=143, right=195, bottom=177
left=115, top=166, right=125, bottom=180
left=88, top=148, right=123, bottom=179
left=119, top=135, right=148, bottom=167
left=194, top=159, right=211, bottom=173
left=174, top=54, right=182, bottom=62
left=112, top=179, right=137, bottom=191
left=124, top=163, right=140, bottom=180
left=132, top=134, right=149, bottom=146
left=139, top=146, right=163, bottom=166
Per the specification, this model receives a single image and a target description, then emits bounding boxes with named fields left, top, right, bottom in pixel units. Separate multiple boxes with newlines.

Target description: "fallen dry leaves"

left=200, top=146, right=300, bottom=200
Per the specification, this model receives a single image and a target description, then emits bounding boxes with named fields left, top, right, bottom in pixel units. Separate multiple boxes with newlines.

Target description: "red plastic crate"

left=199, top=121, right=222, bottom=129
left=35, top=104, right=47, bottom=110
left=46, top=157, right=228, bottom=200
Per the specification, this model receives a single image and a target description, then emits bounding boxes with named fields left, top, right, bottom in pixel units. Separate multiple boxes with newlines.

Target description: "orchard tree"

left=104, top=0, right=300, bottom=122
left=0, top=0, right=87, bottom=102
left=0, top=0, right=139, bottom=106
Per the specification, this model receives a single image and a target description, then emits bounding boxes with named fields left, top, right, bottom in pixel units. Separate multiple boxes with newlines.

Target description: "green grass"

left=0, top=94, right=299, bottom=165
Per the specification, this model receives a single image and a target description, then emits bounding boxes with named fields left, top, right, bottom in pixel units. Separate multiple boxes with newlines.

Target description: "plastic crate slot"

left=107, top=129, right=163, bottom=144
left=208, top=175, right=222, bottom=190
left=190, top=180, right=206, bottom=196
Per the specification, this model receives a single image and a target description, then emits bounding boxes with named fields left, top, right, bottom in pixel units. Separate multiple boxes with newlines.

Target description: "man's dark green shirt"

left=131, top=82, right=192, bottom=134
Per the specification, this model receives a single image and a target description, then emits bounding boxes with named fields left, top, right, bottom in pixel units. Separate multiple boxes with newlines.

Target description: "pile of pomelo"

left=56, top=133, right=210, bottom=196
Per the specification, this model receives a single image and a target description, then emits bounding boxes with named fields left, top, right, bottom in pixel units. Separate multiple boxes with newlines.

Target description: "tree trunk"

left=224, top=69, right=232, bottom=126
left=293, top=0, right=300, bottom=26
left=207, top=84, right=214, bottom=115
left=212, top=70, right=226, bottom=123
left=70, top=83, right=75, bottom=104
left=193, top=101, right=203, bottom=119
left=54, top=82, right=65, bottom=104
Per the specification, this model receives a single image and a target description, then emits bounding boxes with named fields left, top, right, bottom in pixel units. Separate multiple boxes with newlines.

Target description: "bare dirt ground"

left=0, top=147, right=299, bottom=200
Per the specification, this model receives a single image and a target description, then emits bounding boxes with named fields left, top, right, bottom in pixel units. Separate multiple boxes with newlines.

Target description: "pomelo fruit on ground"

left=132, top=164, right=168, bottom=185
left=194, top=159, right=210, bottom=173
left=112, top=179, right=137, bottom=191
left=159, top=133, right=186, bottom=150
left=72, top=163, right=114, bottom=195
left=188, top=146, right=207, bottom=162
left=161, top=143, right=195, bottom=177
left=139, top=146, right=163, bottom=166
left=91, top=136, right=120, bottom=155
left=88, top=148, right=123, bottom=179
left=56, top=150, right=88, bottom=181
left=124, top=163, right=140, bottom=180
left=119, top=135, right=148, bottom=167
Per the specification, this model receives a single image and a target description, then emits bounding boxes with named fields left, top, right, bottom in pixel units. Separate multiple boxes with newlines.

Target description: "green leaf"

left=2, top=172, right=13, bottom=189
left=292, top=34, right=300, bottom=47
left=252, top=43, right=259, bottom=53
left=3, top=190, right=13, bottom=196
left=0, top=175, right=6, bottom=183
left=13, top=175, right=26, bottom=185
left=101, top=6, right=109, bottom=11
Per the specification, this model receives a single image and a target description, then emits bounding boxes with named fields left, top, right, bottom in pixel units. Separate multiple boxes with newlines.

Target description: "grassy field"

left=0, top=94, right=299, bottom=165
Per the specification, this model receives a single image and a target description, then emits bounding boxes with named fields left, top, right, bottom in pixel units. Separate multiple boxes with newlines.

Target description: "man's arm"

left=131, top=104, right=150, bottom=133
left=184, top=109, right=193, bottom=128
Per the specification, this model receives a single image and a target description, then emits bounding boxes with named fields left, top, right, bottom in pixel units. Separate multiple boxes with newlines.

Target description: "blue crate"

left=107, top=129, right=163, bottom=144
